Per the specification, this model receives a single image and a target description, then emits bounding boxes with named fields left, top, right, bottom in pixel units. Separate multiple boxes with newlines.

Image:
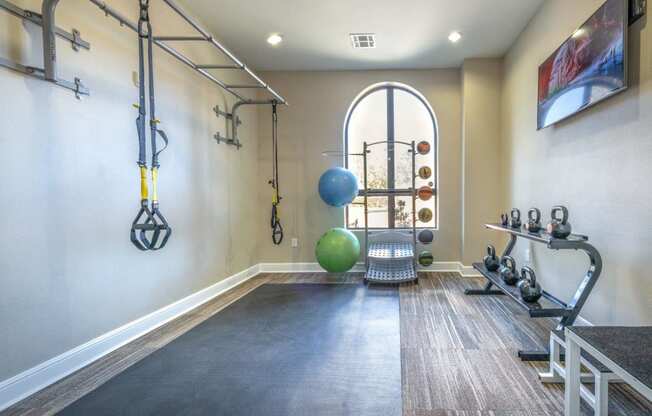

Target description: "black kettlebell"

left=500, top=213, right=509, bottom=226
left=510, top=208, right=521, bottom=229
left=546, top=205, right=572, bottom=239
left=499, top=256, right=518, bottom=285
left=525, top=207, right=542, bottom=233
left=483, top=245, right=500, bottom=272
left=517, top=266, right=542, bottom=303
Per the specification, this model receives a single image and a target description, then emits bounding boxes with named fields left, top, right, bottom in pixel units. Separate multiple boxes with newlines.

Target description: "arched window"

left=345, top=82, right=438, bottom=230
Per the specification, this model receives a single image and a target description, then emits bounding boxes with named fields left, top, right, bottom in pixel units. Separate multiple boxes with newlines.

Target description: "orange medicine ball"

left=417, top=186, right=433, bottom=201
left=416, top=141, right=431, bottom=155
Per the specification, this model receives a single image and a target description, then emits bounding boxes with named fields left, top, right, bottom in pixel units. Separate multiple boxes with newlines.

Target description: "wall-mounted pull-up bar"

left=39, top=0, right=286, bottom=104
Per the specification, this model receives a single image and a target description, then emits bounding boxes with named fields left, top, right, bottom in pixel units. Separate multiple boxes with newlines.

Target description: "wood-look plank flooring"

left=3, top=272, right=651, bottom=416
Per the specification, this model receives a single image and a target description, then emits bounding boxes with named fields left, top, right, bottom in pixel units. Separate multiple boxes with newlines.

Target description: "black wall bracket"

left=630, top=0, right=647, bottom=24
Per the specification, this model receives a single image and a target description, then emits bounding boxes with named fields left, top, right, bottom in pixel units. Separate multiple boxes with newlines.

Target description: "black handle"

left=528, top=207, right=541, bottom=223
left=551, top=206, right=569, bottom=224
left=502, top=256, right=516, bottom=272
left=487, top=244, right=496, bottom=258
left=521, top=266, right=537, bottom=286
left=511, top=208, right=521, bottom=221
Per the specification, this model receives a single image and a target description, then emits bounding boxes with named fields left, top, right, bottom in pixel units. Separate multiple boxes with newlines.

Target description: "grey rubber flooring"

left=58, top=283, right=402, bottom=416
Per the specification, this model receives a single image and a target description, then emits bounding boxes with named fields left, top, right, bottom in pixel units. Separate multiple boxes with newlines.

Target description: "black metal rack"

left=465, top=223, right=602, bottom=361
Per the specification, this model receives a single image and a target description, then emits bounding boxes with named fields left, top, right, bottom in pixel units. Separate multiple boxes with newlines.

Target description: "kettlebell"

left=510, top=208, right=522, bottom=229
left=546, top=205, right=572, bottom=239
left=500, top=213, right=509, bottom=226
left=517, top=266, right=542, bottom=303
left=525, top=207, right=542, bottom=233
left=499, top=256, right=518, bottom=285
left=483, top=245, right=500, bottom=272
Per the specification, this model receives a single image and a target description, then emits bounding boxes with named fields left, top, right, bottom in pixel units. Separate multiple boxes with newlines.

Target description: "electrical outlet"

left=291, top=238, right=298, bottom=248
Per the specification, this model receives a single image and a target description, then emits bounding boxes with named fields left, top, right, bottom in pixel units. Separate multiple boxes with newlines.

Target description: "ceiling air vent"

left=350, top=33, right=376, bottom=49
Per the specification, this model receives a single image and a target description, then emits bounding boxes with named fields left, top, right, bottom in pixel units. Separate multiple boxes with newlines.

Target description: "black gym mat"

left=59, top=284, right=402, bottom=416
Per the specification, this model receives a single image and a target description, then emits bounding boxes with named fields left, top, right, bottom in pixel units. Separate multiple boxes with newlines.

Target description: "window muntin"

left=345, top=83, right=437, bottom=230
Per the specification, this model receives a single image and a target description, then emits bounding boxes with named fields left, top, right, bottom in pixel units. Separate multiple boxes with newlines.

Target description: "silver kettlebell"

left=546, top=205, right=572, bottom=239
left=517, top=266, right=542, bottom=303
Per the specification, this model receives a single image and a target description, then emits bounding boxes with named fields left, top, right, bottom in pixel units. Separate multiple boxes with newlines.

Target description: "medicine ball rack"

left=362, top=140, right=419, bottom=284
left=465, top=223, right=602, bottom=362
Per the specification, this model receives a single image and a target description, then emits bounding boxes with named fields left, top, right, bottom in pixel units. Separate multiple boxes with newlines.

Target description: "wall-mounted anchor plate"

left=213, top=105, right=241, bottom=126
left=0, top=56, right=89, bottom=97
left=214, top=132, right=242, bottom=149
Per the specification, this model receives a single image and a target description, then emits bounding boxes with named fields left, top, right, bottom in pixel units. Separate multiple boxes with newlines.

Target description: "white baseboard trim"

left=259, top=261, right=481, bottom=277
left=457, top=263, right=482, bottom=277
left=0, top=264, right=261, bottom=412
left=259, top=262, right=366, bottom=273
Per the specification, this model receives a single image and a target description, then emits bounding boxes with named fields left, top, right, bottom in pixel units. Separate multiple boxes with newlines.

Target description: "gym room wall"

left=256, top=70, right=463, bottom=265
left=0, top=0, right=261, bottom=381
left=501, top=0, right=652, bottom=325
left=460, top=58, right=505, bottom=266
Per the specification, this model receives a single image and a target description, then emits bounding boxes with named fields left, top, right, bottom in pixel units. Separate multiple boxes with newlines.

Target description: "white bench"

left=564, top=326, right=652, bottom=416
left=539, top=330, right=621, bottom=416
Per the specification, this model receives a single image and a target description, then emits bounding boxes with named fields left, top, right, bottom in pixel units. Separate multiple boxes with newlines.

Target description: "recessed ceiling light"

left=267, top=34, right=283, bottom=46
left=448, top=31, right=462, bottom=43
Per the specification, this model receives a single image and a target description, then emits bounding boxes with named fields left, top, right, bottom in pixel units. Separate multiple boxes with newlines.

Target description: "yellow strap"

left=151, top=167, right=158, bottom=202
left=140, top=165, right=148, bottom=200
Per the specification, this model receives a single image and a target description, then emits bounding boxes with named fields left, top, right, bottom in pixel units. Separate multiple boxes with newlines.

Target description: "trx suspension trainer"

left=269, top=101, right=283, bottom=245
left=130, top=0, right=172, bottom=251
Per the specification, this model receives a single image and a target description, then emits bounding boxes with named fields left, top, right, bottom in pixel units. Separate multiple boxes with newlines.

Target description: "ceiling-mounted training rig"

left=130, top=0, right=171, bottom=251
left=269, top=101, right=283, bottom=245
left=38, top=0, right=286, bottom=106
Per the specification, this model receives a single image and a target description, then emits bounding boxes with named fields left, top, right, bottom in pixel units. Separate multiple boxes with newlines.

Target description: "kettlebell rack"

left=465, top=223, right=602, bottom=362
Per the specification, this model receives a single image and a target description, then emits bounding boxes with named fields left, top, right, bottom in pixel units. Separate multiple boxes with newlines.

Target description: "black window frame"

left=344, top=83, right=438, bottom=230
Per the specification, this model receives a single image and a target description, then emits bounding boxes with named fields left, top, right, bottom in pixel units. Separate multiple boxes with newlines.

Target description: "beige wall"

left=256, top=70, right=462, bottom=263
left=0, top=0, right=261, bottom=380
left=501, top=0, right=651, bottom=325
left=461, top=59, right=505, bottom=265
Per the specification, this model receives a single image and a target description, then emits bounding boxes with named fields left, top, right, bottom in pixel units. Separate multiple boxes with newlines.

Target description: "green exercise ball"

left=418, top=251, right=434, bottom=267
left=315, top=228, right=360, bottom=273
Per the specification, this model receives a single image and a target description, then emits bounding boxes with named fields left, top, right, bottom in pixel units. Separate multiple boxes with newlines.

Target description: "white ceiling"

left=178, top=0, right=544, bottom=71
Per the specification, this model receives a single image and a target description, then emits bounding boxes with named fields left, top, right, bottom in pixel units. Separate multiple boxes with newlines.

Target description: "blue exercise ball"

left=318, top=167, right=359, bottom=207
